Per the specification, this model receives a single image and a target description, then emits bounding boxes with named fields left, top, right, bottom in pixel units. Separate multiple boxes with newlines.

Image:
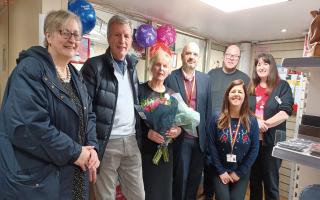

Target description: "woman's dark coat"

left=0, top=46, right=98, bottom=200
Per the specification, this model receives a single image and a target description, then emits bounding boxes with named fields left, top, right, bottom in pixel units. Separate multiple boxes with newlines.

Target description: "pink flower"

left=152, top=101, right=160, bottom=109
left=141, top=95, right=172, bottom=113
left=242, top=134, right=249, bottom=143
left=220, top=134, right=228, bottom=143
left=144, top=105, right=152, bottom=112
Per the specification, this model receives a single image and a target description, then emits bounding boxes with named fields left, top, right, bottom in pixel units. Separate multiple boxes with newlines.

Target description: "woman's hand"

left=165, top=126, right=182, bottom=139
left=74, top=146, right=94, bottom=171
left=265, top=110, right=289, bottom=128
left=87, top=148, right=99, bottom=169
left=87, top=148, right=100, bottom=183
left=257, top=118, right=268, bottom=133
left=148, top=129, right=165, bottom=144
left=229, top=172, right=240, bottom=182
left=219, top=172, right=233, bottom=184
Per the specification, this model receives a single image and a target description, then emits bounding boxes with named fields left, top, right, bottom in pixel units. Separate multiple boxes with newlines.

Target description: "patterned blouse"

left=60, top=80, right=86, bottom=200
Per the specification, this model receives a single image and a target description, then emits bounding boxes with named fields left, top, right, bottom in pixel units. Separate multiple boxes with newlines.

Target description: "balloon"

left=132, top=29, right=145, bottom=53
left=135, top=24, right=157, bottom=48
left=68, top=0, right=96, bottom=35
left=68, top=0, right=79, bottom=12
left=157, top=24, right=176, bottom=47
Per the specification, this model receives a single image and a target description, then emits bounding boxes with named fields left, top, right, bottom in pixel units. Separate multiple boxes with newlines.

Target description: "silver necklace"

left=56, top=65, right=71, bottom=83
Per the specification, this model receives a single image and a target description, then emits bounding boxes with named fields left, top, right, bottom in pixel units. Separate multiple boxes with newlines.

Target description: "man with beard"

left=165, top=42, right=212, bottom=200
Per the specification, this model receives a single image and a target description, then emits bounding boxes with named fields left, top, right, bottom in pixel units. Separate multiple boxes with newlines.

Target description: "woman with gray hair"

left=0, top=10, right=99, bottom=200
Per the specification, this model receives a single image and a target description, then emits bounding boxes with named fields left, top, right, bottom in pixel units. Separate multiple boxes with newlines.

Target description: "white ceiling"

left=90, top=0, right=319, bottom=44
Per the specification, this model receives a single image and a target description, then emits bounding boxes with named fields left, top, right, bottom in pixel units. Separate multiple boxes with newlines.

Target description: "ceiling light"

left=200, top=0, right=289, bottom=12
left=281, top=29, right=287, bottom=33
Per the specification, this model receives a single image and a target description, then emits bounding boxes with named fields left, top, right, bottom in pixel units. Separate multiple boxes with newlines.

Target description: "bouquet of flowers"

left=171, top=93, right=200, bottom=137
left=136, top=93, right=178, bottom=165
left=135, top=93, right=200, bottom=165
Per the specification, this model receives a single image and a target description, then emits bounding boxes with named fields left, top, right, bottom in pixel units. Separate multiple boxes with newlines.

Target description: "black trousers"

left=203, top=162, right=215, bottom=199
left=249, top=144, right=282, bottom=200
left=213, top=172, right=250, bottom=200
left=173, top=137, right=204, bottom=200
left=142, top=145, right=173, bottom=200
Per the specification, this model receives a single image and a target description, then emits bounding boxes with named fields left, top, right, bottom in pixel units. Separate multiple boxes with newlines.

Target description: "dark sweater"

left=207, top=114, right=259, bottom=178
left=208, top=68, right=250, bottom=113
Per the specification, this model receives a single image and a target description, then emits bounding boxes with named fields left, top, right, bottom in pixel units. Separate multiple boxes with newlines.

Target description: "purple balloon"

left=157, top=24, right=176, bottom=47
left=132, top=29, right=144, bottom=53
left=135, top=24, right=157, bottom=48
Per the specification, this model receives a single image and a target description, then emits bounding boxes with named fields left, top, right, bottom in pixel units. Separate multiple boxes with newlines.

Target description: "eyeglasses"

left=225, top=53, right=240, bottom=60
left=58, top=30, right=82, bottom=41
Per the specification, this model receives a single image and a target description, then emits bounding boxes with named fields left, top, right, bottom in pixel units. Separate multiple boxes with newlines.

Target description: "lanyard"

left=229, top=119, right=241, bottom=153
left=183, top=77, right=195, bottom=107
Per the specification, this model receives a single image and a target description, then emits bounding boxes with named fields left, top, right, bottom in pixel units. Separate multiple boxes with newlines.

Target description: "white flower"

left=164, top=93, right=170, bottom=101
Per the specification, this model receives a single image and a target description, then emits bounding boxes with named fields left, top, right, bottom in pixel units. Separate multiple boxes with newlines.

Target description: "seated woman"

left=207, top=79, right=259, bottom=200
left=138, top=45, right=181, bottom=200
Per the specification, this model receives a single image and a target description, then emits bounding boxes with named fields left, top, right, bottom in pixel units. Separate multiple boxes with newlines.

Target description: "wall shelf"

left=273, top=143, right=320, bottom=170
left=277, top=56, right=320, bottom=200
left=282, top=57, right=320, bottom=73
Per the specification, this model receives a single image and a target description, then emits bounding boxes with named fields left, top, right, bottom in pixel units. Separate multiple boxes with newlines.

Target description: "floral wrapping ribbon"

left=149, top=42, right=173, bottom=58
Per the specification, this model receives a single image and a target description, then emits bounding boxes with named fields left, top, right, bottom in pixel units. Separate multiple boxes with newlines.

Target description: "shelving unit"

left=272, top=57, right=320, bottom=200
left=282, top=57, right=320, bottom=72
left=273, top=138, right=320, bottom=169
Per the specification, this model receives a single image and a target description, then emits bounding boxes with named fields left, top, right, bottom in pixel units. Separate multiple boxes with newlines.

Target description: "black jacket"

left=249, top=80, right=294, bottom=146
left=81, top=48, right=141, bottom=160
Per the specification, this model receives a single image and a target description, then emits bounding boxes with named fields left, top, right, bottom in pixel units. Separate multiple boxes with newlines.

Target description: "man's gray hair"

left=107, top=15, right=132, bottom=37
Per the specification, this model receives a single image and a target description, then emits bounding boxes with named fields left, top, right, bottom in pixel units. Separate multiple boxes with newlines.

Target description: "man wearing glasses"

left=204, top=44, right=250, bottom=200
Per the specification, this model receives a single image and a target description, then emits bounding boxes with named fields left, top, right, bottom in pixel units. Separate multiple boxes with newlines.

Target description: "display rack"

left=273, top=139, right=320, bottom=169
left=272, top=57, right=320, bottom=200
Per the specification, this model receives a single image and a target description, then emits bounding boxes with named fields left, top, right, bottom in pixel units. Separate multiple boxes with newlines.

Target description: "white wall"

left=0, top=6, right=9, bottom=102
left=253, top=40, right=304, bottom=64
left=8, top=0, right=41, bottom=73
left=0, top=0, right=68, bottom=104
left=239, top=42, right=252, bottom=75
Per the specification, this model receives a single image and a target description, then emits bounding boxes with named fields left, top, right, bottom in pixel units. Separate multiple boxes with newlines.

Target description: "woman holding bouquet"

left=138, top=44, right=181, bottom=200
left=207, top=79, right=259, bottom=200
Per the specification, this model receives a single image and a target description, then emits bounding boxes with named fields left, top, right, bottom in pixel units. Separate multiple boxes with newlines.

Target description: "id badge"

left=275, top=96, right=282, bottom=105
left=226, top=154, right=237, bottom=163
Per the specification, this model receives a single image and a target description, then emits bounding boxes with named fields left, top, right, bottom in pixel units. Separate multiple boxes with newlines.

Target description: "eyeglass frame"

left=225, top=53, right=240, bottom=60
left=58, top=29, right=82, bottom=41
